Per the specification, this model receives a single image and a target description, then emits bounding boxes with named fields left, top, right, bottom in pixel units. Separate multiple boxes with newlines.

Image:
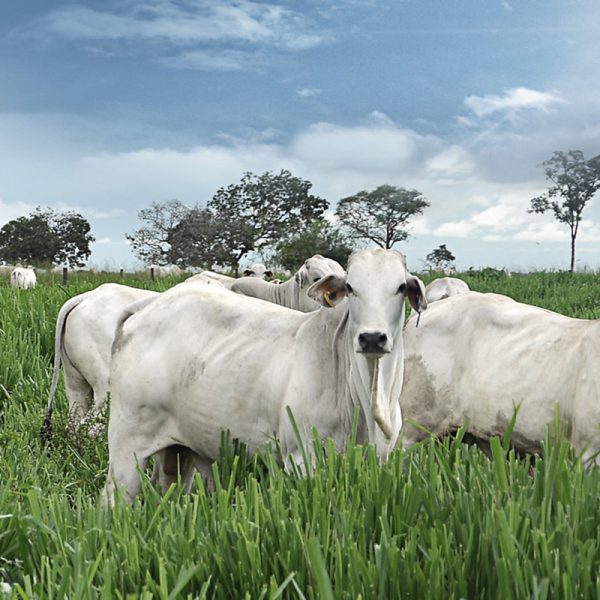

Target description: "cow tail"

left=40, top=295, right=86, bottom=446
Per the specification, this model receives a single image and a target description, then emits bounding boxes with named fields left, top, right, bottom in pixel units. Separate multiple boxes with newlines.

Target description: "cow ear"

left=296, top=264, right=309, bottom=287
left=406, top=275, right=428, bottom=313
left=242, top=269, right=253, bottom=277
left=307, top=274, right=348, bottom=308
left=265, top=270, right=274, bottom=279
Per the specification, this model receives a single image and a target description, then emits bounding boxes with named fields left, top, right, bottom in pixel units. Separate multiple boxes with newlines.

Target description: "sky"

left=1, top=0, right=599, bottom=272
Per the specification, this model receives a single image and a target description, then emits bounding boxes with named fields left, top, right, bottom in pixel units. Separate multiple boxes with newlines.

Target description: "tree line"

left=126, top=170, right=429, bottom=273
left=0, top=150, right=598, bottom=272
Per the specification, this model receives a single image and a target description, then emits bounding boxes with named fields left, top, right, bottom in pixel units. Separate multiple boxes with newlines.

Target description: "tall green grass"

left=1, top=271, right=600, bottom=597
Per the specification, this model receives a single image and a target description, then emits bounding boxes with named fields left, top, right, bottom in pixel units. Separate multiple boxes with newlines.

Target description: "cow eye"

left=346, top=283, right=355, bottom=294
left=313, top=276, right=321, bottom=283
left=397, top=283, right=407, bottom=295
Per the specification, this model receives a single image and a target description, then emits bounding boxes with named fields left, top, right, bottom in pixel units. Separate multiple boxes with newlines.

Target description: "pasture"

left=1, top=269, right=600, bottom=598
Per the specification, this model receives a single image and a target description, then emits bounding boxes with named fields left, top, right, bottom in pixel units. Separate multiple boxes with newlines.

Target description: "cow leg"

left=80, top=385, right=110, bottom=439
left=64, top=378, right=94, bottom=434
left=103, top=422, right=151, bottom=507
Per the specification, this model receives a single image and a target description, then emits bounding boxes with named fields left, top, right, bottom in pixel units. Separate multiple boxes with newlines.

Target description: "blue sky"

left=1, top=0, right=599, bottom=271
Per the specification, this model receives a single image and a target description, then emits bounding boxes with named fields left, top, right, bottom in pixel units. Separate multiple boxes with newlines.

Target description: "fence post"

left=150, top=267, right=155, bottom=281
left=62, top=267, right=68, bottom=286
left=120, top=269, right=124, bottom=278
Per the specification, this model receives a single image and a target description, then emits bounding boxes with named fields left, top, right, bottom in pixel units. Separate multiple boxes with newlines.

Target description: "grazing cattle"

left=401, top=291, right=600, bottom=459
left=230, top=255, right=345, bottom=312
left=104, top=249, right=427, bottom=504
left=42, top=284, right=159, bottom=440
left=148, top=264, right=183, bottom=278
left=424, top=277, right=470, bottom=303
left=11, top=267, right=36, bottom=289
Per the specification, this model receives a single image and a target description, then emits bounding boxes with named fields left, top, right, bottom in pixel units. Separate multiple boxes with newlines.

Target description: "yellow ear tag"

left=323, top=291, right=335, bottom=307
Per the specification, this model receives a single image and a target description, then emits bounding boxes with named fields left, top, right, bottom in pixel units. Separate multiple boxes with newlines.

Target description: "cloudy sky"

left=1, top=0, right=599, bottom=271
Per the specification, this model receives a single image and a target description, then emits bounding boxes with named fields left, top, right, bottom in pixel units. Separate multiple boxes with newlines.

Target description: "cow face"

left=308, top=249, right=427, bottom=356
left=297, top=255, right=346, bottom=289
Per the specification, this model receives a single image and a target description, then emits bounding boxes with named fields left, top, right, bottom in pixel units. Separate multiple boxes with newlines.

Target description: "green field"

left=1, top=270, right=600, bottom=598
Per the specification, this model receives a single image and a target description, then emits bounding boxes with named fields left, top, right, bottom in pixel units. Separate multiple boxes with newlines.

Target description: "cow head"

left=307, top=249, right=427, bottom=356
left=295, top=254, right=346, bottom=288
left=242, top=263, right=273, bottom=279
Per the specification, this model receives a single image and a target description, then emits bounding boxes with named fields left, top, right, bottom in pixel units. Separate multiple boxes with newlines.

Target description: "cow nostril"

left=378, top=333, right=387, bottom=345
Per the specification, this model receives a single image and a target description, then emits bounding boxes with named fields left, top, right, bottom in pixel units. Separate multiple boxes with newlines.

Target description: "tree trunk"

left=570, top=230, right=576, bottom=273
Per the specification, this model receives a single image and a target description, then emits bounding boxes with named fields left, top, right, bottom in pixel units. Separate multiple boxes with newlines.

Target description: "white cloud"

left=464, top=87, right=565, bottom=119
left=297, top=88, right=322, bottom=98
left=426, top=145, right=475, bottom=178
left=32, top=1, right=328, bottom=51
left=160, top=49, right=266, bottom=72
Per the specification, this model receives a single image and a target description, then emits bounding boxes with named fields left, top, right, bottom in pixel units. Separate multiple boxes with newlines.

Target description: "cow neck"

left=274, top=277, right=300, bottom=311
left=332, top=306, right=403, bottom=459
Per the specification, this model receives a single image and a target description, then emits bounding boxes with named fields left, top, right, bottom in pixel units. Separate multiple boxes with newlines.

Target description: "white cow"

left=401, top=291, right=600, bottom=458
left=11, top=267, right=36, bottom=289
left=241, top=263, right=273, bottom=279
left=230, top=255, right=345, bottom=312
left=424, top=277, right=470, bottom=303
left=186, top=272, right=234, bottom=287
left=42, top=284, right=159, bottom=440
left=148, top=264, right=183, bottom=278
left=192, top=264, right=273, bottom=289
left=104, top=249, right=427, bottom=504
left=0, top=264, right=15, bottom=278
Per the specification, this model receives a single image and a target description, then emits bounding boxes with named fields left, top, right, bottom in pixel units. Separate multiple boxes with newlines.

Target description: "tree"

left=426, top=244, right=456, bottom=271
left=528, top=150, right=600, bottom=272
left=208, top=170, right=328, bottom=272
left=126, top=200, right=190, bottom=265
left=274, top=221, right=355, bottom=271
left=0, top=207, right=94, bottom=267
left=166, top=208, right=246, bottom=270
left=335, top=185, right=429, bottom=249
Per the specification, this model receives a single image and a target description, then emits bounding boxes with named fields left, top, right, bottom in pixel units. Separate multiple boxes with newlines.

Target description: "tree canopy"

left=0, top=207, right=95, bottom=267
left=528, top=150, right=600, bottom=272
left=126, top=200, right=191, bottom=265
left=207, top=170, right=328, bottom=271
left=335, top=184, right=429, bottom=249
left=274, top=221, right=354, bottom=271
left=426, top=244, right=456, bottom=271
left=127, top=170, right=329, bottom=272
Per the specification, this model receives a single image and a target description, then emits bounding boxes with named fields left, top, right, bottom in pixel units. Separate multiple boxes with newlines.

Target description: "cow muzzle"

left=357, top=331, right=391, bottom=356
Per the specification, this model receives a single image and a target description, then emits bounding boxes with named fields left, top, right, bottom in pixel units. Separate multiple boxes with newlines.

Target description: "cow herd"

left=6, top=250, right=600, bottom=505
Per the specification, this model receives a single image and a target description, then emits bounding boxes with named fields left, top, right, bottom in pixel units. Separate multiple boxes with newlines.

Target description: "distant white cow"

left=104, top=249, right=427, bottom=504
left=0, top=264, right=15, bottom=278
left=231, top=255, right=345, bottom=312
left=11, top=267, right=36, bottom=289
left=401, top=291, right=600, bottom=458
left=42, top=284, right=159, bottom=440
left=241, top=263, right=273, bottom=279
left=148, top=264, right=183, bottom=278
left=193, top=264, right=273, bottom=289
left=424, top=277, right=470, bottom=303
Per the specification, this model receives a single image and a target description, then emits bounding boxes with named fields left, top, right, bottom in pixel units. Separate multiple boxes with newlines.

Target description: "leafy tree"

left=0, top=207, right=94, bottom=267
left=166, top=208, right=246, bottom=269
left=426, top=244, right=456, bottom=271
left=274, top=221, right=355, bottom=271
left=528, top=150, right=600, bottom=272
left=335, top=184, right=429, bottom=249
left=126, top=200, right=190, bottom=265
left=208, top=170, right=328, bottom=272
